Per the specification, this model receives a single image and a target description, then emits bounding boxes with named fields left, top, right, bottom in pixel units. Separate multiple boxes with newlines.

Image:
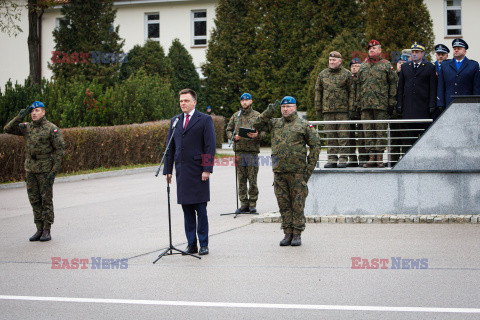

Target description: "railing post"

left=387, top=122, right=391, bottom=168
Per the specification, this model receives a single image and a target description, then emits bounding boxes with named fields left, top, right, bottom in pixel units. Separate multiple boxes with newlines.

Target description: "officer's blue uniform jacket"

left=437, top=57, right=480, bottom=107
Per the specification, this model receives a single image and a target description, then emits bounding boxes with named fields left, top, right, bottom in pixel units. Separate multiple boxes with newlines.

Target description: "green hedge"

left=0, top=69, right=178, bottom=129
left=0, top=115, right=224, bottom=183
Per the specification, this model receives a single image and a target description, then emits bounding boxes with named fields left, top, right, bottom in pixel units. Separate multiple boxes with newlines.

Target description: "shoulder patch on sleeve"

left=53, top=128, right=58, bottom=133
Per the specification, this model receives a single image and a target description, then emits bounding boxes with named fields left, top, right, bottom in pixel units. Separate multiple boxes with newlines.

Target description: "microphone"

left=172, top=116, right=180, bottom=128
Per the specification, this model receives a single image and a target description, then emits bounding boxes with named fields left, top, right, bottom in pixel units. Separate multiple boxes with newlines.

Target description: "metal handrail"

left=310, top=119, right=433, bottom=169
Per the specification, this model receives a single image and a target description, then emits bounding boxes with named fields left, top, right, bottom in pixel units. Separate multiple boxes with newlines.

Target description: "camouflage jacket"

left=253, top=104, right=321, bottom=178
left=315, top=66, right=353, bottom=113
left=356, top=59, right=398, bottom=111
left=4, top=115, right=65, bottom=173
left=226, top=107, right=266, bottom=153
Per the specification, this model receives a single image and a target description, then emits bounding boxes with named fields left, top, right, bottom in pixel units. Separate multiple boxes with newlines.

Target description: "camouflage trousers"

left=236, top=153, right=259, bottom=207
left=26, top=171, right=54, bottom=230
left=273, top=173, right=308, bottom=235
left=361, top=109, right=388, bottom=153
left=323, top=112, right=349, bottom=162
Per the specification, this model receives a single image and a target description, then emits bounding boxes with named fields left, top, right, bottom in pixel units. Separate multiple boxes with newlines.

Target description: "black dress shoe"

left=199, top=246, right=209, bottom=255
left=29, top=230, right=43, bottom=241
left=182, top=245, right=198, bottom=255
left=39, top=229, right=51, bottom=242
left=249, top=206, right=257, bottom=213
left=235, top=205, right=249, bottom=214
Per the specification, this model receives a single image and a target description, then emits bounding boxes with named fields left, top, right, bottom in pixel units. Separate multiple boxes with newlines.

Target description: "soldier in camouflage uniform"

left=315, top=51, right=353, bottom=168
left=226, top=93, right=266, bottom=214
left=356, top=40, right=398, bottom=168
left=350, top=57, right=366, bottom=166
left=4, top=101, right=65, bottom=242
left=253, top=96, right=320, bottom=246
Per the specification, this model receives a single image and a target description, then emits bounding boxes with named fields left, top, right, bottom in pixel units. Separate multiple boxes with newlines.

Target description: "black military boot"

left=29, top=229, right=43, bottom=241
left=324, top=162, right=337, bottom=168
left=291, top=234, right=302, bottom=246
left=249, top=206, right=257, bottom=214
left=235, top=205, right=249, bottom=214
left=279, top=234, right=293, bottom=246
left=363, top=154, right=377, bottom=168
left=39, top=229, right=51, bottom=242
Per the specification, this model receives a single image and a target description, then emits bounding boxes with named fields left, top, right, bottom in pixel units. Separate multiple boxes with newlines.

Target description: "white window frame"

left=144, top=12, right=160, bottom=42
left=444, top=0, right=462, bottom=37
left=191, top=10, right=207, bottom=47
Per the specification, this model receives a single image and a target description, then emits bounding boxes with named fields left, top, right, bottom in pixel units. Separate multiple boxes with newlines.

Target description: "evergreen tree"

left=119, top=40, right=173, bottom=81
left=167, top=38, right=201, bottom=99
left=49, top=0, right=124, bottom=86
left=203, top=0, right=363, bottom=117
left=203, top=0, right=256, bottom=117
left=365, top=0, right=434, bottom=60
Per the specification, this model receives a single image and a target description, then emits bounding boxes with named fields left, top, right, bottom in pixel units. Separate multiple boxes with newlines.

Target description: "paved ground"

left=1, top=151, right=479, bottom=319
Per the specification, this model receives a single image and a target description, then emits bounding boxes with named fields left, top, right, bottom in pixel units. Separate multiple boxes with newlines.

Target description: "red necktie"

left=184, top=114, right=190, bottom=129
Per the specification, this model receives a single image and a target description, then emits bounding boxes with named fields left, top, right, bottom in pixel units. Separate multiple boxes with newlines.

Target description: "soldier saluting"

left=253, top=96, right=320, bottom=246
left=4, top=101, right=65, bottom=242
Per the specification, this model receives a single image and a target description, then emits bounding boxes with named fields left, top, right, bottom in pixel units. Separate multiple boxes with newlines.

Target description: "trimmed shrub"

left=0, top=115, right=224, bottom=182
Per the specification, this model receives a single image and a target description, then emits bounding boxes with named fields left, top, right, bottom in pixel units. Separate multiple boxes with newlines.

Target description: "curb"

left=252, top=212, right=480, bottom=224
left=0, top=166, right=157, bottom=190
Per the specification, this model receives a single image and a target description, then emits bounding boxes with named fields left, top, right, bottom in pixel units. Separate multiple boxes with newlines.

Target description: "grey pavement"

left=0, top=153, right=479, bottom=319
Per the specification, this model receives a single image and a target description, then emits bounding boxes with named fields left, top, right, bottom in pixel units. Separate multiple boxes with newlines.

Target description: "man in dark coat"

left=163, top=89, right=216, bottom=256
left=397, top=42, right=438, bottom=149
left=437, top=38, right=480, bottom=109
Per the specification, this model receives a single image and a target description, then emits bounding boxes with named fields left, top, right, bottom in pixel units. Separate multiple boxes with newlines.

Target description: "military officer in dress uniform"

left=397, top=42, right=438, bottom=150
left=433, top=44, right=450, bottom=73
left=437, top=38, right=480, bottom=110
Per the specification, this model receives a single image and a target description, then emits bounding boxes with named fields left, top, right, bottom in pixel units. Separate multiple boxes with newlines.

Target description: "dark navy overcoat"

left=163, top=110, right=216, bottom=205
left=437, top=57, right=480, bottom=107
left=397, top=61, right=438, bottom=119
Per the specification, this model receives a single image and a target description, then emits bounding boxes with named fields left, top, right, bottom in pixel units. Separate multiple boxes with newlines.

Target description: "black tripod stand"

left=221, top=109, right=259, bottom=219
left=153, top=117, right=200, bottom=263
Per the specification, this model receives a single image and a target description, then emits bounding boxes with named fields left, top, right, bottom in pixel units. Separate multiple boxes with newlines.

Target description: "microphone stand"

left=221, top=109, right=259, bottom=218
left=154, top=117, right=200, bottom=263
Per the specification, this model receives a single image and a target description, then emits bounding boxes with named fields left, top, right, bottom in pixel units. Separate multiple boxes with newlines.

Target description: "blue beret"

left=452, top=38, right=468, bottom=50
left=280, top=96, right=296, bottom=105
left=411, top=42, right=425, bottom=51
left=30, top=101, right=45, bottom=110
left=240, top=93, right=252, bottom=100
left=398, top=54, right=409, bottom=63
left=435, top=44, right=450, bottom=54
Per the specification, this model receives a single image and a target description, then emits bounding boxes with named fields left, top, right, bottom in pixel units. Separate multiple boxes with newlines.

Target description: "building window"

left=55, top=18, right=70, bottom=30
left=191, top=10, right=207, bottom=46
left=145, top=13, right=160, bottom=41
left=445, top=0, right=462, bottom=36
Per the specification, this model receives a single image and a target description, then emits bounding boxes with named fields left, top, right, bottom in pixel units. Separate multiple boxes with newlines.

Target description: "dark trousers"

left=181, top=202, right=209, bottom=247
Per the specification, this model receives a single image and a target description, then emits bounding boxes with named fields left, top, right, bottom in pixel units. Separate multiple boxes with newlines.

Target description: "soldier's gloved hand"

left=47, top=171, right=56, bottom=185
left=387, top=105, right=394, bottom=116
left=315, top=110, right=322, bottom=119
left=17, top=108, right=30, bottom=119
